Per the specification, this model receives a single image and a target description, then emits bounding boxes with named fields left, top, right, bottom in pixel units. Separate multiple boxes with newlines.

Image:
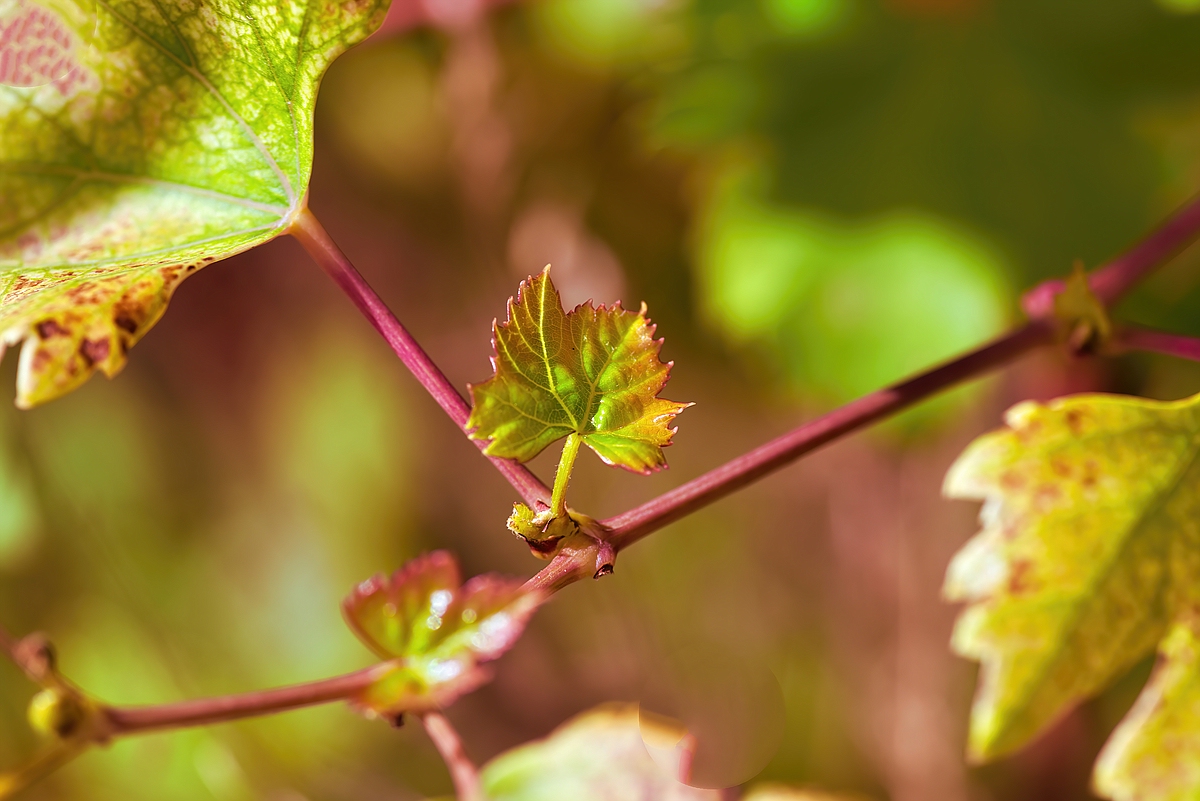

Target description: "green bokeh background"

left=5, top=0, right=1200, bottom=798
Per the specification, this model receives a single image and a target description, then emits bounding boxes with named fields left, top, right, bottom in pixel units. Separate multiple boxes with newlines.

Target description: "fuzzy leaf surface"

left=343, top=551, right=543, bottom=715
left=944, top=392, right=1200, bottom=768
left=480, top=704, right=719, bottom=801
left=467, top=268, right=690, bottom=474
left=0, top=0, right=387, bottom=407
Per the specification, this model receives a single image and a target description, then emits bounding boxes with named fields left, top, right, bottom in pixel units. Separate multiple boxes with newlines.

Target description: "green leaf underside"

left=0, top=0, right=387, bottom=407
left=944, top=392, right=1200, bottom=781
left=342, top=551, right=543, bottom=715
left=480, top=704, right=720, bottom=801
left=467, top=268, right=690, bottom=474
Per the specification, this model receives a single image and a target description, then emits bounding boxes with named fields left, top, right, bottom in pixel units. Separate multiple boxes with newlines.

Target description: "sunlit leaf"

left=943, top=392, right=1200, bottom=766
left=343, top=551, right=543, bottom=715
left=467, top=267, right=690, bottom=474
left=479, top=704, right=720, bottom=801
left=0, top=0, right=388, bottom=407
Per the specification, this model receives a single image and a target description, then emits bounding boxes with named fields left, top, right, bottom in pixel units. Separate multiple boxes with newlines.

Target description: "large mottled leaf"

left=467, top=267, right=690, bottom=474
left=0, top=0, right=388, bottom=407
left=943, top=392, right=1200, bottom=773
left=479, top=704, right=720, bottom=801
left=1094, top=619, right=1200, bottom=801
left=343, top=551, right=544, bottom=716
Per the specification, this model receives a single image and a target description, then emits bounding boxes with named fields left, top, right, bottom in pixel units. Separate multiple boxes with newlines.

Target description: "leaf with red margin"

left=343, top=551, right=544, bottom=716
left=467, top=267, right=691, bottom=474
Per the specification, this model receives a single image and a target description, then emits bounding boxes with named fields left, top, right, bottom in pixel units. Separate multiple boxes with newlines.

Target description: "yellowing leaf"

left=0, top=0, right=387, bottom=407
left=467, top=268, right=690, bottom=474
left=1094, top=619, right=1200, bottom=801
left=343, top=551, right=544, bottom=716
left=943, top=392, right=1200, bottom=765
left=479, top=704, right=720, bottom=801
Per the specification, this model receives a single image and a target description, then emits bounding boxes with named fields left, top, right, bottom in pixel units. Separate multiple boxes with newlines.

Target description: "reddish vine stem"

left=602, top=320, right=1054, bottom=548
left=422, top=712, right=483, bottom=801
left=1116, top=325, right=1200, bottom=363
left=289, top=207, right=551, bottom=508
left=102, top=664, right=388, bottom=735
left=1023, top=192, right=1200, bottom=317
left=5, top=186, right=1196, bottom=750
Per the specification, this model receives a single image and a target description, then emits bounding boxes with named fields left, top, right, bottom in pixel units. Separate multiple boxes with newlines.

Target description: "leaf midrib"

left=0, top=164, right=289, bottom=215
left=988, top=416, right=1200, bottom=750
left=0, top=222, right=279, bottom=275
left=93, top=0, right=298, bottom=206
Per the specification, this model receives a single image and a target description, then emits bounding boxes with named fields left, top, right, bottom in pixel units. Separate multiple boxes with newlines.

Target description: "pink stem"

left=1116, top=325, right=1200, bottom=363
left=603, top=320, right=1055, bottom=548
left=289, top=208, right=550, bottom=508
left=422, top=712, right=483, bottom=801
left=1023, top=193, right=1200, bottom=317
left=103, top=664, right=387, bottom=735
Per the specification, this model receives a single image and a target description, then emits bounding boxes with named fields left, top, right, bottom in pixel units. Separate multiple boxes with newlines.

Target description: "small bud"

left=27, top=688, right=88, bottom=740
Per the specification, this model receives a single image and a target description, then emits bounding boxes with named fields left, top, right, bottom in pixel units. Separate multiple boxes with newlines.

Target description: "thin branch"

left=1023, top=192, right=1200, bottom=317
left=103, top=663, right=388, bottom=736
left=422, top=712, right=483, bottom=801
left=0, top=742, right=87, bottom=800
left=53, top=185, right=1183, bottom=746
left=1115, top=325, right=1200, bottom=363
left=521, top=320, right=1056, bottom=596
left=605, top=320, right=1055, bottom=549
left=289, top=207, right=550, bottom=508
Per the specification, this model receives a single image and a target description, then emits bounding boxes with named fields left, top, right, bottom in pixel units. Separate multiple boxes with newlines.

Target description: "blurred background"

left=4, top=0, right=1200, bottom=798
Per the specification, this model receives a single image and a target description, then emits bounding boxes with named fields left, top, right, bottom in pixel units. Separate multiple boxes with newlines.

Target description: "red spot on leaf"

left=35, top=320, right=66, bottom=339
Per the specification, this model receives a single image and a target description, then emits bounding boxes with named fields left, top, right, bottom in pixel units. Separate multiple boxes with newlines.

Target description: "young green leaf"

left=0, top=0, right=387, bottom=407
left=467, top=267, right=691, bottom=475
left=943, top=392, right=1200, bottom=766
left=479, top=704, right=720, bottom=801
left=343, top=551, right=544, bottom=716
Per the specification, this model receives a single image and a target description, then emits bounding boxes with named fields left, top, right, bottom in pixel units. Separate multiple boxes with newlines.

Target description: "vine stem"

left=1115, top=325, right=1200, bottom=363
left=4, top=178, right=1197, bottom=757
left=601, top=320, right=1054, bottom=548
left=422, top=712, right=483, bottom=801
left=101, top=664, right=389, bottom=735
left=288, top=207, right=551, bottom=509
left=1023, top=192, right=1200, bottom=317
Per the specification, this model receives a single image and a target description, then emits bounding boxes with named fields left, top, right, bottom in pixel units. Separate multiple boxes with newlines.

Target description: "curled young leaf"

left=343, top=551, right=544, bottom=716
left=480, top=704, right=720, bottom=801
left=467, top=267, right=691, bottom=474
left=944, top=392, right=1200, bottom=770
left=0, top=0, right=387, bottom=407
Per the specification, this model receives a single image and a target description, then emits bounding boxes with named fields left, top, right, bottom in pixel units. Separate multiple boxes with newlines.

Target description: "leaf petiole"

left=551, top=433, right=582, bottom=518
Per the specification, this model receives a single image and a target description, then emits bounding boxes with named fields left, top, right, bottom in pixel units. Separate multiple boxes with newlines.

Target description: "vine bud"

left=27, top=688, right=89, bottom=739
